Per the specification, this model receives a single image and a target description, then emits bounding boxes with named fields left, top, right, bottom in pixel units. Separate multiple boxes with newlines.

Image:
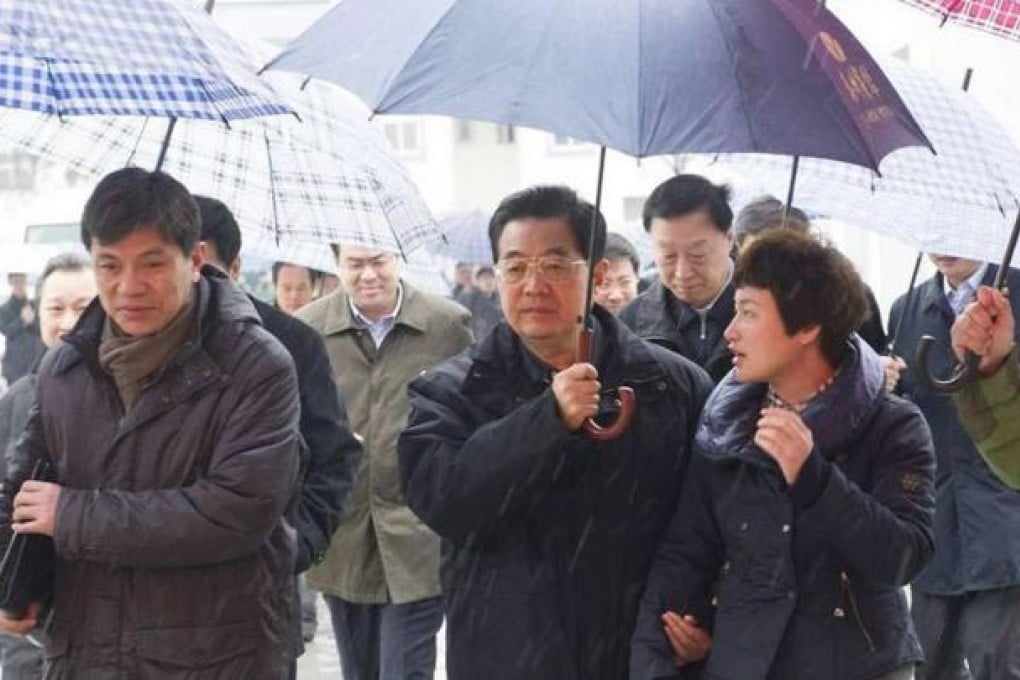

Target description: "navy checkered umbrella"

left=0, top=72, right=439, bottom=256
left=0, top=0, right=290, bottom=121
left=706, top=58, right=1020, bottom=265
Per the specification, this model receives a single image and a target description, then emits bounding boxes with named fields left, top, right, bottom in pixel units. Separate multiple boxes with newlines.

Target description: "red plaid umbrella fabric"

left=897, top=0, right=1020, bottom=41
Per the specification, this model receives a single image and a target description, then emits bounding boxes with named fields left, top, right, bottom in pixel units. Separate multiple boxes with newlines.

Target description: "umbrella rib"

left=263, top=129, right=283, bottom=246
left=702, top=0, right=761, bottom=152
left=42, top=58, right=63, bottom=122
left=362, top=0, right=461, bottom=113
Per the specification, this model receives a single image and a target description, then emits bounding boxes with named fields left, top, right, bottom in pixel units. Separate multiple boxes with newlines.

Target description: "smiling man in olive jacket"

left=297, top=242, right=472, bottom=680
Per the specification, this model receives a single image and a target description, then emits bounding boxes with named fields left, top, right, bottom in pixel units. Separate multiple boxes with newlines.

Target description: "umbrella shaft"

left=582, top=146, right=608, bottom=329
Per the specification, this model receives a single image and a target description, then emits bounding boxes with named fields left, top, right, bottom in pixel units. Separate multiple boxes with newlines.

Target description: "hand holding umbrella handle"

left=913, top=336, right=981, bottom=394
left=576, top=327, right=635, bottom=441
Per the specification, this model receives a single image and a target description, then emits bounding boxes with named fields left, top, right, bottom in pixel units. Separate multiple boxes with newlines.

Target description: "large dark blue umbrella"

left=268, top=0, right=931, bottom=435
left=268, top=0, right=929, bottom=168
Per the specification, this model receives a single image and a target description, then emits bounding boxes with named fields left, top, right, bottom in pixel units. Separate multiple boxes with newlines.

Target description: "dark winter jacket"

left=0, top=296, right=44, bottom=386
left=0, top=268, right=302, bottom=679
left=0, top=373, right=35, bottom=472
left=889, top=266, right=1020, bottom=595
left=632, top=336, right=935, bottom=680
left=398, top=307, right=713, bottom=679
left=618, top=281, right=735, bottom=384
left=251, top=295, right=361, bottom=574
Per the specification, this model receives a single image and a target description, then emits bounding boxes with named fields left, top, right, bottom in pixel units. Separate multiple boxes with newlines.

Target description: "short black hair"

left=488, top=185, right=606, bottom=263
left=194, top=195, right=242, bottom=267
left=38, top=252, right=90, bottom=298
left=734, top=195, right=810, bottom=247
left=80, top=167, right=199, bottom=253
left=475, top=265, right=495, bottom=278
left=272, top=261, right=318, bottom=286
left=604, top=233, right=639, bottom=273
left=642, top=174, right=733, bottom=233
left=734, top=230, right=868, bottom=367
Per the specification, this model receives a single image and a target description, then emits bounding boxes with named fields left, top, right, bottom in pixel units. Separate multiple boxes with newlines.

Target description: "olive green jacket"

left=955, top=348, right=1020, bottom=490
left=297, top=284, right=472, bottom=603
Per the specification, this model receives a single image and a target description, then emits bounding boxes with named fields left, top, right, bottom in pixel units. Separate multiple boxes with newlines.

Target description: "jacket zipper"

left=841, top=571, right=876, bottom=652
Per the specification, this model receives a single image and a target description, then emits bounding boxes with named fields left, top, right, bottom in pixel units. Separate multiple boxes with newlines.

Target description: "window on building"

left=0, top=152, right=39, bottom=191
left=496, top=125, right=516, bottom=144
left=622, top=196, right=646, bottom=224
left=552, top=134, right=588, bottom=147
left=380, top=119, right=424, bottom=156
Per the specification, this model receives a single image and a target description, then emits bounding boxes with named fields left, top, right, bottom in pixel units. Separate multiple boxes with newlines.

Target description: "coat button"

left=740, top=522, right=749, bottom=531
left=781, top=524, right=790, bottom=533
left=833, top=607, right=846, bottom=618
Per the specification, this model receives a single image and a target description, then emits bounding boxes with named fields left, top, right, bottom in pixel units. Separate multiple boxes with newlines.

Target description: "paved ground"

left=296, top=595, right=447, bottom=679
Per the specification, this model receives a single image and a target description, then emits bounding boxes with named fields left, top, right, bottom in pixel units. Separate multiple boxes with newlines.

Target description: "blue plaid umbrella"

left=0, top=0, right=290, bottom=121
left=0, top=71, right=439, bottom=257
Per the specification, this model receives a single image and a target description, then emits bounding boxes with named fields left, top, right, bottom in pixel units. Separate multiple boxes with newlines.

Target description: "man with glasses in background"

left=398, top=185, right=711, bottom=678
left=594, top=232, right=641, bottom=315
left=296, top=242, right=472, bottom=680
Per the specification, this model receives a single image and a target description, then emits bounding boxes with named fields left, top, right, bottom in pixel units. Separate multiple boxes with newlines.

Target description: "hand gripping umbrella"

left=269, top=0, right=932, bottom=437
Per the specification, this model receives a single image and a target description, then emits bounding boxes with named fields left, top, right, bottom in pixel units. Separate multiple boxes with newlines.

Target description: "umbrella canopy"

left=0, top=0, right=290, bottom=120
left=706, top=58, right=1020, bottom=265
left=0, top=73, right=441, bottom=257
left=422, top=209, right=493, bottom=265
left=896, top=0, right=1020, bottom=41
left=268, top=0, right=930, bottom=169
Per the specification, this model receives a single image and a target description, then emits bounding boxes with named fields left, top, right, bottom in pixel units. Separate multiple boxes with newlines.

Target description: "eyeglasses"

left=494, top=256, right=586, bottom=285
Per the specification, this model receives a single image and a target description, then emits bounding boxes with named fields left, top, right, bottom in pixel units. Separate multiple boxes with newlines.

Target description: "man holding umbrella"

left=619, top=175, right=736, bottom=384
left=889, top=254, right=1020, bottom=679
left=951, top=285, right=1020, bottom=489
left=398, top=185, right=712, bottom=678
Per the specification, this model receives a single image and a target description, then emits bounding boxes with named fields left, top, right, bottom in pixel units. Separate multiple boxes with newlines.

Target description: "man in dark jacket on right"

left=889, top=253, right=1020, bottom=679
left=619, top=174, right=735, bottom=383
left=398, top=186, right=712, bottom=679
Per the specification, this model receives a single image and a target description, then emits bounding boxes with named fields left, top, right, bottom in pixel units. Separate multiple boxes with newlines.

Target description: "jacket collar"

left=668, top=279, right=736, bottom=331
left=920, top=265, right=998, bottom=316
left=55, top=265, right=258, bottom=376
left=697, top=334, right=885, bottom=466
left=320, top=281, right=428, bottom=337
left=463, top=305, right=667, bottom=402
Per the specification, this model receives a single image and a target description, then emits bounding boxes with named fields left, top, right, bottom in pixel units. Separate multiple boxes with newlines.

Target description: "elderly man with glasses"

left=398, top=185, right=712, bottom=679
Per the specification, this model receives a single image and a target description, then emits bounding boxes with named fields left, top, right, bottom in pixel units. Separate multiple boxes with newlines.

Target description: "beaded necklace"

left=764, top=369, right=839, bottom=414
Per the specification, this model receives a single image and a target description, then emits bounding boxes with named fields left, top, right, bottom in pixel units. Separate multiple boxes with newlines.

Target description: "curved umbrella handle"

left=576, top=325, right=636, bottom=440
left=913, top=334, right=980, bottom=394
left=582, top=386, right=636, bottom=440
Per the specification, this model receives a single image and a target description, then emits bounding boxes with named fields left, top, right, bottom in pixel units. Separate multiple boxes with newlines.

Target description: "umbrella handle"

left=913, top=335, right=980, bottom=394
left=576, top=326, right=636, bottom=441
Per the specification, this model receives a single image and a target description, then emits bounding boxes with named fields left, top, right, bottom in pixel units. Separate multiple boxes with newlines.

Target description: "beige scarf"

left=98, top=295, right=197, bottom=411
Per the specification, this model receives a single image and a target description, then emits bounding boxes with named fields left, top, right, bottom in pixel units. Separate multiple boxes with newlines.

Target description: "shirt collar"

left=694, top=258, right=734, bottom=315
left=942, top=262, right=988, bottom=298
left=349, top=284, right=403, bottom=326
